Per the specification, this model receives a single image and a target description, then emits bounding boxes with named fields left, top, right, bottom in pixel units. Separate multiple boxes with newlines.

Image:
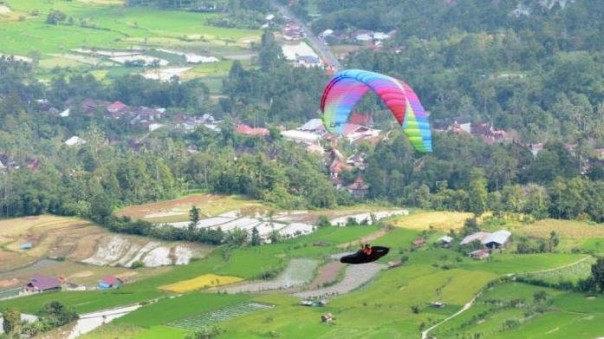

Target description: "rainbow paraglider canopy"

left=320, top=69, right=432, bottom=153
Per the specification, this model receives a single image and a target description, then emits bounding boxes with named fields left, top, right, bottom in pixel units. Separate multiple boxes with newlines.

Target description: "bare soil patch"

left=116, top=194, right=218, bottom=219
left=0, top=278, right=19, bottom=288
left=68, top=271, right=94, bottom=279
left=307, top=261, right=345, bottom=290
left=294, top=262, right=385, bottom=299
left=116, top=194, right=267, bottom=222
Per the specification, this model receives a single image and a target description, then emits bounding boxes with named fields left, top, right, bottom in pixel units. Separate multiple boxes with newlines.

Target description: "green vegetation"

left=2, top=1, right=258, bottom=56
left=1, top=0, right=604, bottom=337
left=113, top=294, right=250, bottom=328
left=1, top=210, right=603, bottom=338
left=433, top=282, right=604, bottom=339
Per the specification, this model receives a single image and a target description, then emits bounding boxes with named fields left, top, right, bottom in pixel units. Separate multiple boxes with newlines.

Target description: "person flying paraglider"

left=362, top=244, right=373, bottom=256
left=340, top=243, right=389, bottom=264
left=320, top=69, right=432, bottom=153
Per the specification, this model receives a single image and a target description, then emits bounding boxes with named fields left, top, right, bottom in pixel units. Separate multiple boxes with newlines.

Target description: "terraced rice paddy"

left=168, top=303, right=273, bottom=330
left=217, top=259, right=319, bottom=294
left=294, top=262, right=386, bottom=299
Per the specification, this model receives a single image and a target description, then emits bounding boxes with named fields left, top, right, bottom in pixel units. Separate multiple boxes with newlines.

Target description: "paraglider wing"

left=320, top=69, right=432, bottom=153
left=339, top=246, right=390, bottom=264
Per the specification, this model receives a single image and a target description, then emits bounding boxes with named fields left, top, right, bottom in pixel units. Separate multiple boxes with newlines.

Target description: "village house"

left=436, top=235, right=454, bottom=248
left=483, top=230, right=512, bottom=249
left=235, top=123, right=269, bottom=137
left=447, top=121, right=472, bottom=134
left=471, top=122, right=512, bottom=144
left=174, top=113, right=207, bottom=132
left=59, top=108, right=70, bottom=117
left=460, top=232, right=491, bottom=246
left=347, top=176, right=369, bottom=199
left=346, top=153, right=366, bottom=170
left=24, top=274, right=62, bottom=293
left=20, top=242, right=33, bottom=250
left=530, top=143, right=545, bottom=156
left=280, top=129, right=321, bottom=145
left=355, top=30, right=374, bottom=44
left=329, top=160, right=348, bottom=179
left=65, top=136, right=86, bottom=147
left=129, top=106, right=164, bottom=126
left=296, top=55, right=322, bottom=68
left=342, top=123, right=381, bottom=144
left=106, top=100, right=130, bottom=119
left=326, top=148, right=346, bottom=176
left=98, top=276, right=123, bottom=289
left=461, top=230, right=512, bottom=249
left=200, top=113, right=216, bottom=124
left=282, top=21, right=304, bottom=41
left=298, top=119, right=326, bottom=135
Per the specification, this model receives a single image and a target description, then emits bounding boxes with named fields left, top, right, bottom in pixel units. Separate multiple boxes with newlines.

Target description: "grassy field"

left=391, top=210, right=473, bottom=231
left=113, top=293, right=250, bottom=328
left=432, top=282, right=604, bottom=339
left=2, top=207, right=602, bottom=338
left=115, top=193, right=269, bottom=223
left=0, top=0, right=260, bottom=83
left=2, top=1, right=259, bottom=54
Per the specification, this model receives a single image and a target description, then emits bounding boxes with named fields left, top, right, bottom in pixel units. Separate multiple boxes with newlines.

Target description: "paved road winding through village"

left=271, top=1, right=342, bottom=70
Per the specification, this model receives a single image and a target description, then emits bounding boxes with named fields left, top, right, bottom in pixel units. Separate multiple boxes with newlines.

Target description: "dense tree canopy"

left=1, top=1, right=603, bottom=241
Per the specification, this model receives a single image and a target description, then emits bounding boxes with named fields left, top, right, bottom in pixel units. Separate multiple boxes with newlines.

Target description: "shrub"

left=131, top=260, right=144, bottom=269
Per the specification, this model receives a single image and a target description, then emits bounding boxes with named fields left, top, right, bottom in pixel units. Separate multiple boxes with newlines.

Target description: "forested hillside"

left=313, top=0, right=604, bottom=144
left=0, top=0, right=603, bottom=234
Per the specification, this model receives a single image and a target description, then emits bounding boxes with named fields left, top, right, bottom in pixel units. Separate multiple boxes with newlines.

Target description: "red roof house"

left=236, top=124, right=269, bottom=136
left=25, top=274, right=62, bottom=293
left=347, top=176, right=369, bottom=199
left=107, top=101, right=129, bottom=118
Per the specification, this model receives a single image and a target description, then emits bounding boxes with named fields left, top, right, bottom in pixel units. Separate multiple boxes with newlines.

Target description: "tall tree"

left=468, top=168, right=488, bottom=216
left=258, top=30, right=284, bottom=72
left=2, top=308, right=21, bottom=335
left=592, top=258, right=604, bottom=293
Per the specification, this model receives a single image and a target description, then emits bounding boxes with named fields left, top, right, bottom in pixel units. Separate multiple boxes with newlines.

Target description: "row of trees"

left=1, top=119, right=601, bottom=223
left=2, top=301, right=78, bottom=337
left=359, top=132, right=604, bottom=222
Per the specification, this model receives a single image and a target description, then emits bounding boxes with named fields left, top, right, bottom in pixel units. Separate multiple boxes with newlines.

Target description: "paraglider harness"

left=340, top=245, right=390, bottom=264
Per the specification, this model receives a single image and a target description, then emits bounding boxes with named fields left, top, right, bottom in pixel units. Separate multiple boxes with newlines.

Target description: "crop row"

left=168, top=303, right=273, bottom=330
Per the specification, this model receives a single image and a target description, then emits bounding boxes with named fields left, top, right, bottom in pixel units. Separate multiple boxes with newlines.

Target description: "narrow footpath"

left=420, top=255, right=592, bottom=339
